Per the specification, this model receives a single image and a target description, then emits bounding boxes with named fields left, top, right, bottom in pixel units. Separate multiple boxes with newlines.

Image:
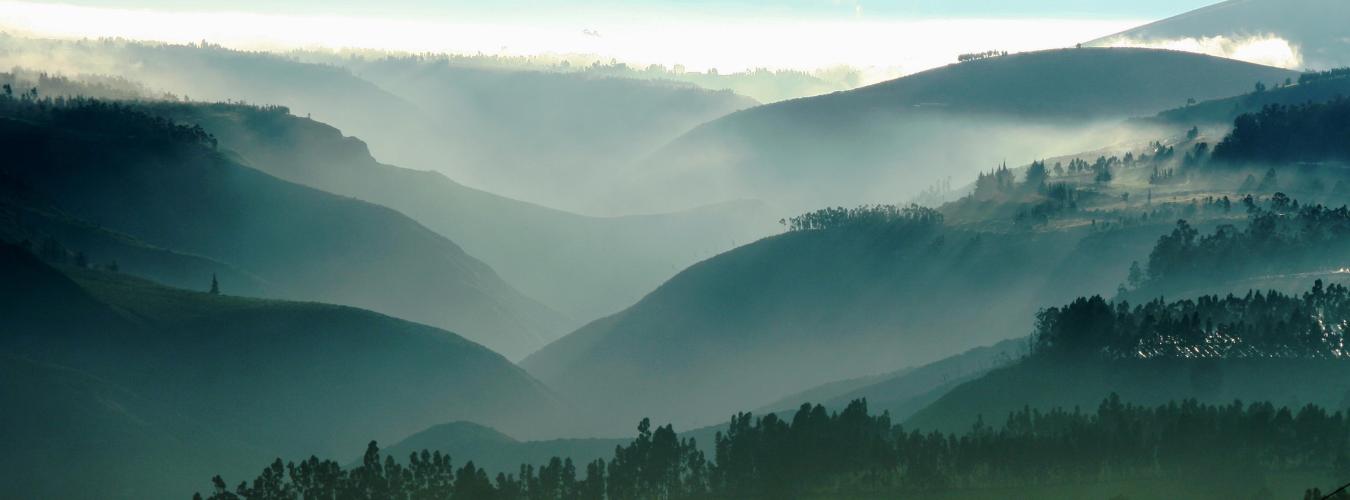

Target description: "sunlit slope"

left=628, top=48, right=1297, bottom=213
left=0, top=242, right=565, bottom=498
left=0, top=102, right=565, bottom=358
left=142, top=101, right=776, bottom=322
left=522, top=219, right=1173, bottom=435
left=1088, top=0, right=1350, bottom=69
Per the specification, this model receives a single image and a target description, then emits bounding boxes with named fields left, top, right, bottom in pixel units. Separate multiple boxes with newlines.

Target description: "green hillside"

left=910, top=281, right=1350, bottom=433
left=627, top=48, right=1299, bottom=214
left=332, top=56, right=758, bottom=212
left=0, top=353, right=270, bottom=500
left=0, top=96, right=564, bottom=358
left=0, top=36, right=758, bottom=214
left=137, top=101, right=776, bottom=322
left=522, top=208, right=1172, bottom=435
left=381, top=422, right=624, bottom=478
left=1150, top=69, right=1350, bottom=127
left=0, top=241, right=565, bottom=498
left=764, top=338, right=1028, bottom=422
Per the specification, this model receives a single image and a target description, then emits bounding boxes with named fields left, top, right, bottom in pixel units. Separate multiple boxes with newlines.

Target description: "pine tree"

left=209, top=273, right=220, bottom=295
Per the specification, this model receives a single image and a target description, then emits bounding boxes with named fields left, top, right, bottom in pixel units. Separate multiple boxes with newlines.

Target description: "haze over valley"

left=4, top=1, right=1350, bottom=498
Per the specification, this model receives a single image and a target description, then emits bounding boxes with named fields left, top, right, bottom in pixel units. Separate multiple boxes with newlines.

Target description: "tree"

left=1127, top=261, right=1145, bottom=289
left=1024, top=160, right=1048, bottom=189
left=209, top=273, right=220, bottom=295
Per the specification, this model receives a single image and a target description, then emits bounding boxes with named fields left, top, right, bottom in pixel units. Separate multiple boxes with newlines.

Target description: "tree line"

left=1034, top=280, right=1350, bottom=360
left=780, top=204, right=942, bottom=232
left=1212, top=98, right=1350, bottom=166
left=957, top=50, right=1008, bottom=63
left=0, top=92, right=218, bottom=150
left=195, top=396, right=1350, bottom=499
left=1133, top=197, right=1350, bottom=292
left=1298, top=68, right=1350, bottom=86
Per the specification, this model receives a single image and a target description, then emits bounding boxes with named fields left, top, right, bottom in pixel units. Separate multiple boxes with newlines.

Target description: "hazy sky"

left=0, top=1, right=1220, bottom=74
left=7, top=1, right=1216, bottom=18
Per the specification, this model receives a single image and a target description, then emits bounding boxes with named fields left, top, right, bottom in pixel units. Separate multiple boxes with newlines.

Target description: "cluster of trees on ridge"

left=780, top=204, right=942, bottom=232
left=957, top=50, right=1008, bottom=63
left=196, top=396, right=1350, bottom=499
left=0, top=91, right=217, bottom=150
left=1035, top=280, right=1350, bottom=360
left=1297, top=68, right=1350, bottom=86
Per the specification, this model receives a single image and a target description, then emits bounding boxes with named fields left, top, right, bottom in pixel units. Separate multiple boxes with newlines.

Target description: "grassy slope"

left=0, top=242, right=566, bottom=497
left=628, top=48, right=1299, bottom=213
left=1150, top=74, right=1350, bottom=127
left=908, top=357, right=1350, bottom=434
left=523, top=220, right=1170, bottom=435
left=141, top=102, right=776, bottom=323
left=0, top=353, right=272, bottom=500
left=338, top=58, right=759, bottom=211
left=0, top=111, right=563, bottom=359
left=381, top=421, right=623, bottom=477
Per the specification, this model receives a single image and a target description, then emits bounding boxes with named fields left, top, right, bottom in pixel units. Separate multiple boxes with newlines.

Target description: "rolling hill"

left=332, top=56, right=759, bottom=212
left=908, top=278, right=1350, bottom=433
left=760, top=338, right=1029, bottom=422
left=137, top=101, right=777, bottom=322
left=623, top=48, right=1298, bottom=214
left=1149, top=70, right=1350, bottom=127
left=908, top=356, right=1350, bottom=434
left=0, top=97, right=563, bottom=359
left=0, top=353, right=269, bottom=500
left=0, top=241, right=566, bottom=499
left=381, top=422, right=624, bottom=478
left=0, top=36, right=758, bottom=214
left=1088, top=0, right=1350, bottom=70
left=522, top=215, right=1177, bottom=435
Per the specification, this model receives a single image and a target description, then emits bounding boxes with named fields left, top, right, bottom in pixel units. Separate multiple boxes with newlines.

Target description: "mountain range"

left=622, top=48, right=1298, bottom=214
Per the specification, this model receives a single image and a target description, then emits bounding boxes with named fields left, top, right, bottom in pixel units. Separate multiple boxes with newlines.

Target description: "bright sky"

left=0, top=1, right=1218, bottom=74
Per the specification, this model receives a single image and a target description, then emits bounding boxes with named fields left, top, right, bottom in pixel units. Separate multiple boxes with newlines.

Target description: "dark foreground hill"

left=140, top=101, right=775, bottom=323
left=0, top=96, right=563, bottom=358
left=625, top=48, right=1298, bottom=214
left=0, top=242, right=564, bottom=499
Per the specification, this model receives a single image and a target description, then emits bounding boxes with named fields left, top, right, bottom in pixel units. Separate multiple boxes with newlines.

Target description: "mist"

left=4, top=1, right=1350, bottom=499
left=1097, top=34, right=1304, bottom=69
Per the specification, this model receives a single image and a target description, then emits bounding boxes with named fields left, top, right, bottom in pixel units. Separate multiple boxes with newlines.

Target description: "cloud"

left=1098, top=34, right=1303, bottom=69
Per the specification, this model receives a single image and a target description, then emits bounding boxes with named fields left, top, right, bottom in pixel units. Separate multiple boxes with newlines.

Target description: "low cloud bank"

left=1098, top=34, right=1303, bottom=69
